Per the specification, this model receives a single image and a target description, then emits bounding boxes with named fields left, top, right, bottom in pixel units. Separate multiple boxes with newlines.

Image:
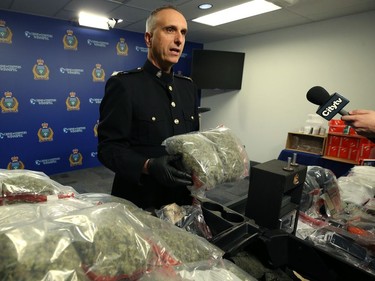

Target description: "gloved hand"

left=147, top=155, right=193, bottom=187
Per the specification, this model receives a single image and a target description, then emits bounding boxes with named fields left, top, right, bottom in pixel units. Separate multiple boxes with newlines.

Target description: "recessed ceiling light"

left=198, top=3, right=213, bottom=10
left=193, top=0, right=281, bottom=26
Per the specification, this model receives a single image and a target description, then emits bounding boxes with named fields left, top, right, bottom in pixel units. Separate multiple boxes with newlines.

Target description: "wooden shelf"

left=322, top=156, right=359, bottom=165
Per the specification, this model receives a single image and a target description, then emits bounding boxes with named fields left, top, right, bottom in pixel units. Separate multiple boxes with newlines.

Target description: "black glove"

left=147, top=155, right=193, bottom=187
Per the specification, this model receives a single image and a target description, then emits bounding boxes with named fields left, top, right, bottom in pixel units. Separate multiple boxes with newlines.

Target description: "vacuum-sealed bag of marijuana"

left=133, top=209, right=224, bottom=265
left=0, top=217, right=88, bottom=281
left=163, top=126, right=249, bottom=193
left=201, top=126, right=249, bottom=183
left=163, top=132, right=225, bottom=190
left=0, top=202, right=162, bottom=281
left=139, top=258, right=257, bottom=281
left=75, top=192, right=140, bottom=212
left=0, top=169, right=77, bottom=205
left=0, top=198, right=94, bottom=232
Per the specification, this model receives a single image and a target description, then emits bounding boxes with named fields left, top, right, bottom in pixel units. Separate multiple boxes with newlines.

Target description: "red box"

left=340, top=137, right=360, bottom=148
left=360, top=145, right=373, bottom=159
left=328, top=135, right=341, bottom=146
left=348, top=148, right=359, bottom=162
left=326, top=145, right=339, bottom=157
left=328, top=125, right=345, bottom=134
left=338, top=147, right=349, bottom=159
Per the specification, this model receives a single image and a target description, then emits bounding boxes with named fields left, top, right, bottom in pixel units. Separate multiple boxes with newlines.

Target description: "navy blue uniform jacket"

left=98, top=60, right=200, bottom=209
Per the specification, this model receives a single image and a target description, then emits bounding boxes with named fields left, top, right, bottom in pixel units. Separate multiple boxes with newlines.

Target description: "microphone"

left=306, top=86, right=350, bottom=120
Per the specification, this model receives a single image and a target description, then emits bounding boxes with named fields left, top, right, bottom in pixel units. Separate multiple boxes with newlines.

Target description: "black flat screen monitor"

left=191, top=49, right=245, bottom=90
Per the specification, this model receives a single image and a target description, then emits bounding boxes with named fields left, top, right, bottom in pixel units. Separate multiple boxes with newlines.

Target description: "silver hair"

left=145, top=5, right=182, bottom=33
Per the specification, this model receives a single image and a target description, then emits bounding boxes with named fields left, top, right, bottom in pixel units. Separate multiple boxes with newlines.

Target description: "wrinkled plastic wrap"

left=0, top=169, right=77, bottom=205
left=139, top=259, right=257, bottom=281
left=163, top=126, right=249, bottom=193
left=297, top=165, right=375, bottom=276
left=201, top=127, right=249, bottom=183
left=303, top=166, right=343, bottom=218
left=0, top=200, right=224, bottom=280
left=155, top=203, right=213, bottom=240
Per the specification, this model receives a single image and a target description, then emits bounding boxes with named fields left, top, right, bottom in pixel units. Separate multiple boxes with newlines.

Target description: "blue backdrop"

left=0, top=10, right=202, bottom=175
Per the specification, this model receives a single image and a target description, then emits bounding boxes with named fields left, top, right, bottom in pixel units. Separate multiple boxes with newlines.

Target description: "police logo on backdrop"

left=37, top=122, right=54, bottom=142
left=33, top=59, right=50, bottom=80
left=94, top=120, right=99, bottom=137
left=63, top=30, right=78, bottom=50
left=7, top=156, right=25, bottom=170
left=1, top=91, right=19, bottom=113
left=0, top=20, right=12, bottom=44
left=116, top=38, right=128, bottom=56
left=66, top=92, right=80, bottom=111
left=92, top=64, right=105, bottom=82
left=69, top=148, right=83, bottom=166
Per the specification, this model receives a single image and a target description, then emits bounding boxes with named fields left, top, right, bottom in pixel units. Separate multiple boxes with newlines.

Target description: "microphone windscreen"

left=306, top=86, right=331, bottom=106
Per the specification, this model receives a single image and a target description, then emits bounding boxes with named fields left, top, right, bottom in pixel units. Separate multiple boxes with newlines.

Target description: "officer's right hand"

left=147, top=155, right=193, bottom=187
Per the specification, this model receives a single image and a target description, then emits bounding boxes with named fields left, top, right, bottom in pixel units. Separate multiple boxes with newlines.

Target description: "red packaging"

left=338, top=147, right=349, bottom=159
left=326, top=145, right=339, bottom=157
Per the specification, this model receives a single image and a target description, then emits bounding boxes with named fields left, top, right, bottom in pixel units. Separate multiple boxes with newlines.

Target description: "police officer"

left=97, top=6, right=200, bottom=209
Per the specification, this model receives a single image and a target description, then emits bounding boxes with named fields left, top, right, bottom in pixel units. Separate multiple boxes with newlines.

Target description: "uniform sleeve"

left=97, top=75, right=147, bottom=183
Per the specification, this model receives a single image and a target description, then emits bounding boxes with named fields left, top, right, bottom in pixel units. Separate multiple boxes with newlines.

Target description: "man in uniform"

left=97, top=6, right=200, bottom=209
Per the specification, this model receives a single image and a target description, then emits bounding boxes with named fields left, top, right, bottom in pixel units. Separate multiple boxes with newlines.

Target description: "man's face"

left=145, top=9, right=187, bottom=72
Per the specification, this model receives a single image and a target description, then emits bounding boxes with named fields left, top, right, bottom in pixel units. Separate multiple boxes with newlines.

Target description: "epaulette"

left=111, top=67, right=143, bottom=76
left=174, top=73, right=193, bottom=82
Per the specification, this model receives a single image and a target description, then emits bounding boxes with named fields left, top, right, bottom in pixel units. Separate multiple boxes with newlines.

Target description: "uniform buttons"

left=191, top=116, right=194, bottom=120
left=171, top=101, right=176, bottom=107
left=151, top=116, right=156, bottom=121
left=168, top=85, right=173, bottom=91
left=174, top=119, right=179, bottom=124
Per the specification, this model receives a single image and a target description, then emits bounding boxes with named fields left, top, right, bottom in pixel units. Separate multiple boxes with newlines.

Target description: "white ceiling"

left=1, top=0, right=375, bottom=43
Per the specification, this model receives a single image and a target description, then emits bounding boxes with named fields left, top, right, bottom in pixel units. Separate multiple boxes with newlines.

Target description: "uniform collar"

left=143, top=60, right=174, bottom=84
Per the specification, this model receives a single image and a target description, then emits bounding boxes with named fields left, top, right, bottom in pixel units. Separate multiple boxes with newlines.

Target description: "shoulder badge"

left=174, top=73, right=193, bottom=82
left=111, top=67, right=143, bottom=76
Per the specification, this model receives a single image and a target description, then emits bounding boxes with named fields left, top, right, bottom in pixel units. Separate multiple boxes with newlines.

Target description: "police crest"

left=1, top=91, right=18, bottom=113
left=33, top=59, right=50, bottom=80
left=66, top=92, right=80, bottom=111
left=37, top=122, right=54, bottom=142
left=63, top=30, right=78, bottom=50
left=7, top=156, right=25, bottom=170
left=0, top=20, right=12, bottom=44
left=92, top=64, right=105, bottom=82
left=116, top=37, right=128, bottom=56
left=69, top=148, right=83, bottom=166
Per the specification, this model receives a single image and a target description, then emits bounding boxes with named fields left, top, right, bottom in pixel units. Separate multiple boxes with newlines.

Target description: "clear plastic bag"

left=0, top=201, right=224, bottom=280
left=139, top=259, right=257, bottom=281
left=164, top=132, right=224, bottom=190
left=133, top=209, right=224, bottom=264
left=163, top=126, right=249, bottom=193
left=155, top=203, right=213, bottom=240
left=201, top=126, right=249, bottom=183
left=0, top=169, right=77, bottom=205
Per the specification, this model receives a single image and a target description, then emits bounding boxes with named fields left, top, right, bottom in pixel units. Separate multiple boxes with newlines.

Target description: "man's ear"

left=144, top=32, right=152, bottom=47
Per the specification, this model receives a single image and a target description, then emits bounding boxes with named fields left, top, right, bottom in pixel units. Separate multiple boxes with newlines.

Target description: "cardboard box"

left=285, top=132, right=327, bottom=155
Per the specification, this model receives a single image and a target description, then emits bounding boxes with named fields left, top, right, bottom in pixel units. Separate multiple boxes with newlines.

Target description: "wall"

left=200, top=11, right=375, bottom=164
left=0, top=10, right=202, bottom=175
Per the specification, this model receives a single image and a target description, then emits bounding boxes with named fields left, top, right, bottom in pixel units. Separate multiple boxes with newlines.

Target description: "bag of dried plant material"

left=139, top=259, right=257, bottom=281
left=134, top=209, right=223, bottom=265
left=0, top=202, right=162, bottom=281
left=0, top=169, right=77, bottom=205
left=0, top=198, right=94, bottom=232
left=75, top=192, right=140, bottom=212
left=163, top=132, right=225, bottom=191
left=0, top=219, right=88, bottom=281
left=201, top=126, right=249, bottom=183
left=163, top=127, right=249, bottom=193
